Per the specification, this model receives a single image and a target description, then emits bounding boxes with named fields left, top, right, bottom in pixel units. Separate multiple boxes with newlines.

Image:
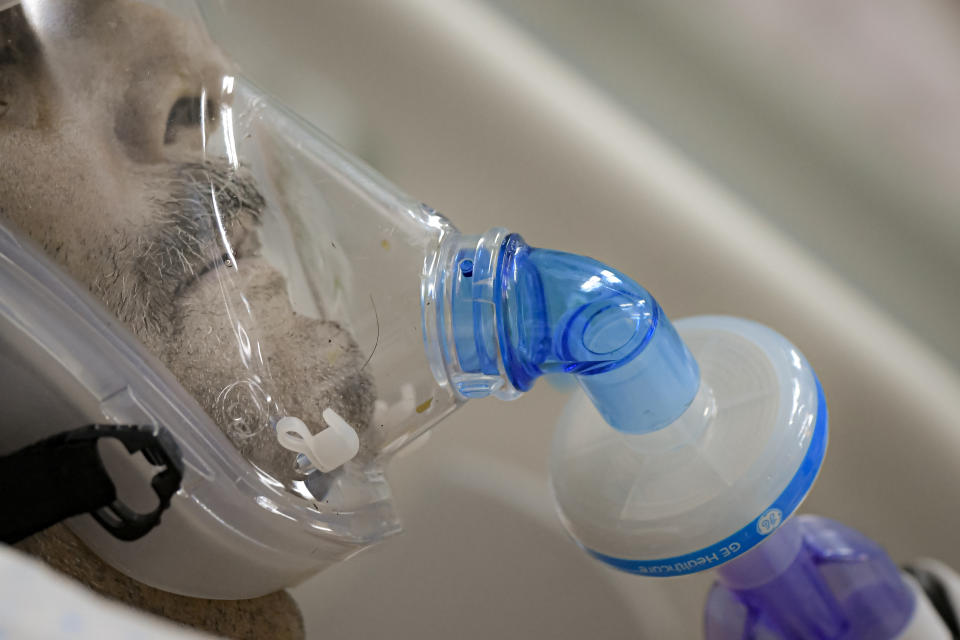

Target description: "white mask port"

left=276, top=409, right=359, bottom=473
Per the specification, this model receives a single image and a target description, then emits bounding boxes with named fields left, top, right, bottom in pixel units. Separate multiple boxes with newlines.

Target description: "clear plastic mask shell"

left=0, top=0, right=462, bottom=596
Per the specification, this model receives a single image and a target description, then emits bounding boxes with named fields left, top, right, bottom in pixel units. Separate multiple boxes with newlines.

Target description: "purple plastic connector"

left=704, top=515, right=915, bottom=639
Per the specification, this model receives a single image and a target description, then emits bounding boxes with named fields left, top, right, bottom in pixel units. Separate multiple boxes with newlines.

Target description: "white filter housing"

left=550, top=316, right=825, bottom=575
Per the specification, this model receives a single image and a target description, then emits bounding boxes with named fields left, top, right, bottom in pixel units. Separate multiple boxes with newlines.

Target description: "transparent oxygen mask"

left=0, top=0, right=466, bottom=597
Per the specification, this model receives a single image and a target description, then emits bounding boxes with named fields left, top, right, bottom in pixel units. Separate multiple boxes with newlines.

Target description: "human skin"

left=0, top=0, right=375, bottom=488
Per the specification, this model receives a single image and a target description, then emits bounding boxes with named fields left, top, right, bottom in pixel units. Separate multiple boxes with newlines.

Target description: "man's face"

left=0, top=1, right=374, bottom=489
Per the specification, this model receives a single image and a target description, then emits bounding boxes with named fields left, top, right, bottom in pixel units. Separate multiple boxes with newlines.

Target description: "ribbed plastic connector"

left=423, top=228, right=700, bottom=434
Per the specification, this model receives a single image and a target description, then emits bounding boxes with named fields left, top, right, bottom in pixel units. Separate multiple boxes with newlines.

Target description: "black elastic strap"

left=0, top=424, right=183, bottom=544
left=904, top=564, right=960, bottom=639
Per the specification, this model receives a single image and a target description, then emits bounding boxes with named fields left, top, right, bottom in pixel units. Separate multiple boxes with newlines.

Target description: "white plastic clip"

left=276, top=409, right=360, bottom=473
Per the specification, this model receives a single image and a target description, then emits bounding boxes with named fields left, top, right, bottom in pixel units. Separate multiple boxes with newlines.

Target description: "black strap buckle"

left=0, top=424, right=183, bottom=543
left=72, top=425, right=184, bottom=541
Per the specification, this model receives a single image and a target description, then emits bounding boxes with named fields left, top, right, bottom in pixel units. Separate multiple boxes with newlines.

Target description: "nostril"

left=164, top=96, right=201, bottom=144
left=164, top=95, right=218, bottom=145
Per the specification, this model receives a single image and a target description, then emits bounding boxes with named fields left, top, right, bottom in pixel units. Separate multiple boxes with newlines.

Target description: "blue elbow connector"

left=424, top=227, right=699, bottom=434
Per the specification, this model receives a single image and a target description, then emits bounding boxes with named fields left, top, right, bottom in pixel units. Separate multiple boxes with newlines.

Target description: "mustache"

left=96, top=160, right=266, bottom=334
left=167, top=161, right=265, bottom=225
left=151, top=160, right=265, bottom=273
